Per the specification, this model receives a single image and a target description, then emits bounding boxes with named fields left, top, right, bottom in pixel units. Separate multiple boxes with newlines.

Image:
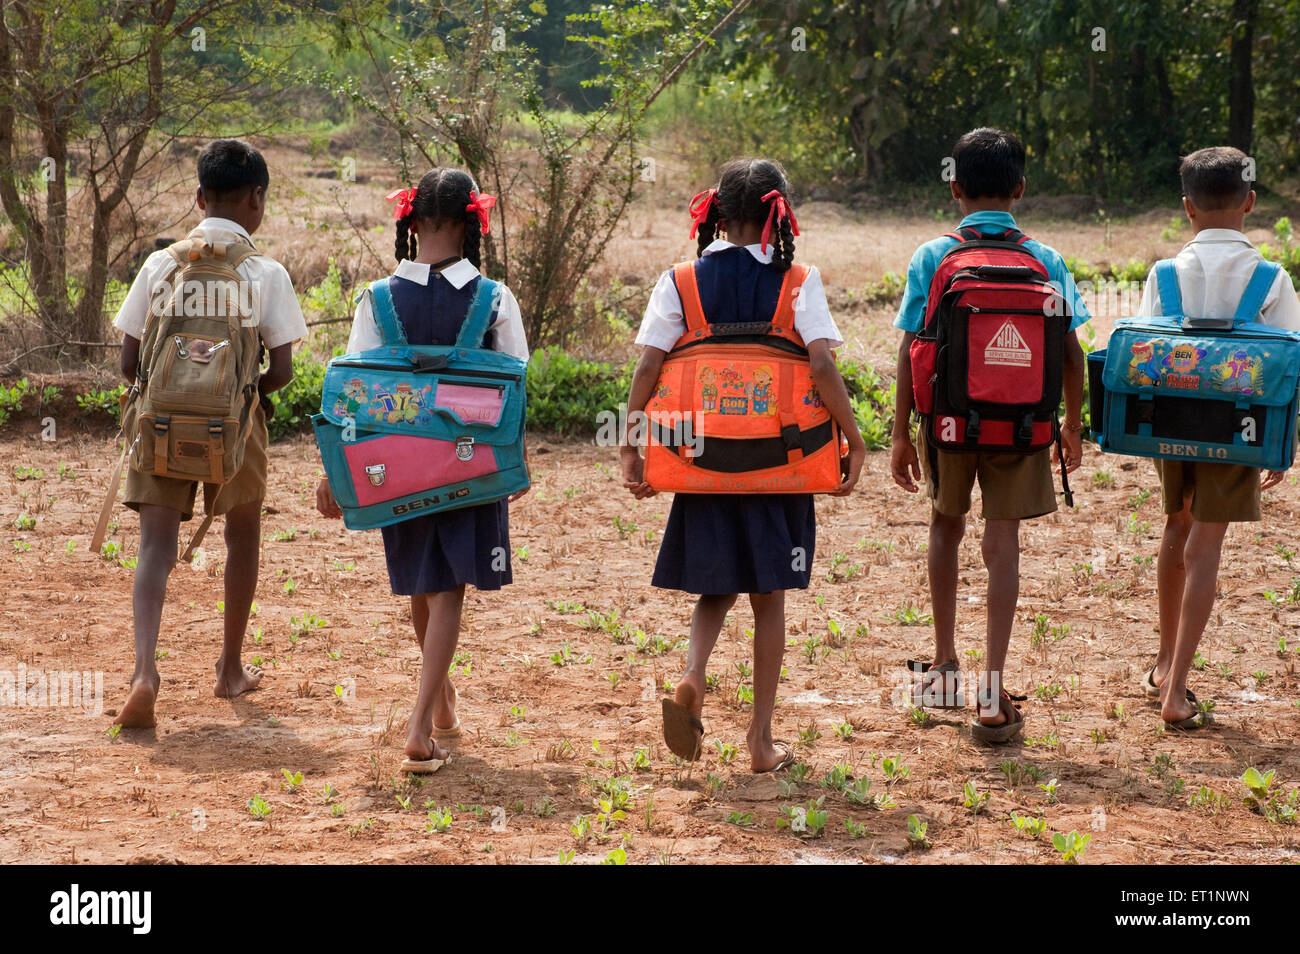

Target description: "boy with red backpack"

left=103, top=139, right=307, bottom=728
left=889, top=128, right=1090, bottom=743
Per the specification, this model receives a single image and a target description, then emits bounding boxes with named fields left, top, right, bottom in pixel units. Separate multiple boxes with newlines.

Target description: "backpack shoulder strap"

left=771, top=263, right=811, bottom=338
left=945, top=227, right=982, bottom=243
left=367, top=277, right=407, bottom=346
left=672, top=261, right=708, bottom=334
left=1234, top=260, right=1281, bottom=324
left=455, top=276, right=500, bottom=349
left=1153, top=260, right=1183, bottom=317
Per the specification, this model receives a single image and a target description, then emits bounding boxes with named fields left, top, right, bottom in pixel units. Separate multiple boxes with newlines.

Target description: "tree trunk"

left=1228, top=0, right=1258, bottom=154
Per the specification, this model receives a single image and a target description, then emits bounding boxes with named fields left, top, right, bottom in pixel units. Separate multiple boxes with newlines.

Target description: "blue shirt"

left=894, top=210, right=1091, bottom=334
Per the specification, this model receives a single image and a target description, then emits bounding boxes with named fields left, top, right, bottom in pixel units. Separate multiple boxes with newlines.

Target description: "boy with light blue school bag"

left=313, top=247, right=528, bottom=530
left=1089, top=147, right=1300, bottom=733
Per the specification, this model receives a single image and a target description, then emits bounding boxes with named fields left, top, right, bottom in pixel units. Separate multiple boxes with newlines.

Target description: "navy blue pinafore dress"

left=651, top=247, right=816, bottom=595
left=378, top=270, right=513, bottom=595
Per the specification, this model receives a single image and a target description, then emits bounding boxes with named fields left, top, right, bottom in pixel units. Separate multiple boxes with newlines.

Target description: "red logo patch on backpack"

left=909, top=226, right=1068, bottom=453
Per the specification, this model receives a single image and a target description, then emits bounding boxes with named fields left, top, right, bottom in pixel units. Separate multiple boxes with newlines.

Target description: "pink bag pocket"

left=344, top=433, right=499, bottom=506
left=433, top=382, right=504, bottom=426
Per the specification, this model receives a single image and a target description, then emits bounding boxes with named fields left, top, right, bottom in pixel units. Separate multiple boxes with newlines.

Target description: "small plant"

left=881, top=755, right=910, bottom=784
left=884, top=603, right=933, bottom=626
left=280, top=769, right=304, bottom=792
left=778, top=797, right=828, bottom=838
left=963, top=780, right=990, bottom=815
left=1037, top=778, right=1060, bottom=804
left=1009, top=812, right=1047, bottom=840
left=1091, top=468, right=1115, bottom=488
left=13, top=513, right=35, bottom=531
left=844, top=818, right=870, bottom=839
left=905, top=814, right=929, bottom=849
left=426, top=806, right=453, bottom=833
left=714, top=740, right=739, bottom=764
left=726, top=811, right=755, bottom=827
left=247, top=795, right=272, bottom=819
left=833, top=719, right=853, bottom=740
left=1052, top=830, right=1091, bottom=863
left=907, top=705, right=931, bottom=727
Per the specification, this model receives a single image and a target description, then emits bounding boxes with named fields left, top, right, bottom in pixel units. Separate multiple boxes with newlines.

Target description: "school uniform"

left=636, top=240, right=842, bottom=595
left=112, top=218, right=308, bottom=520
left=1137, top=228, right=1300, bottom=523
left=347, top=258, right=529, bottom=595
left=895, top=210, right=1093, bottom=520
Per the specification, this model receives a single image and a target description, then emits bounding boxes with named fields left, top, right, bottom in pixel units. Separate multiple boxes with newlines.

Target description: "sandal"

left=1140, top=666, right=1197, bottom=704
left=400, top=743, right=451, bottom=774
left=907, top=659, right=963, bottom=709
left=1165, top=709, right=1214, bottom=731
left=661, top=698, right=704, bottom=761
left=970, top=689, right=1026, bottom=745
left=754, top=741, right=796, bottom=775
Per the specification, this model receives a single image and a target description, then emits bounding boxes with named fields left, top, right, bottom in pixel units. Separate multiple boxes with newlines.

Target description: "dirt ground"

left=3, top=415, right=1300, bottom=865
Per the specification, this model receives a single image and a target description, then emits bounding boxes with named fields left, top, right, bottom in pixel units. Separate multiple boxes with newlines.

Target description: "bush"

left=526, top=347, right=634, bottom=437
left=838, top=357, right=894, bottom=450
left=268, top=351, right=328, bottom=441
left=1261, top=217, right=1300, bottom=284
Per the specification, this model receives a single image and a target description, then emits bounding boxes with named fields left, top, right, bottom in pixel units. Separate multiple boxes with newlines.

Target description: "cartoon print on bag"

left=803, top=377, right=824, bottom=409
left=1210, top=349, right=1264, bottom=395
left=333, top=378, right=367, bottom=418
left=718, top=364, right=748, bottom=415
left=698, top=366, right=718, bottom=411
left=1162, top=343, right=1207, bottom=389
left=370, top=382, right=433, bottom=424
left=1127, top=341, right=1164, bottom=387
left=749, top=365, right=777, bottom=416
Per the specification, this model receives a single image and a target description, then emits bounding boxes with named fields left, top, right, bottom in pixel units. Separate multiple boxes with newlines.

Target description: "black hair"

left=394, top=168, right=483, bottom=267
left=694, top=157, right=795, bottom=272
left=1180, top=146, right=1253, bottom=211
left=951, top=127, right=1026, bottom=200
left=197, top=139, right=269, bottom=202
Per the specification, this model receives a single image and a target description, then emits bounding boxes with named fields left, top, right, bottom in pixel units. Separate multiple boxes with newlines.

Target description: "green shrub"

left=1261, top=217, right=1300, bottom=284
left=75, top=384, right=126, bottom=424
left=0, top=378, right=35, bottom=426
left=268, top=351, right=328, bottom=441
left=526, top=347, right=634, bottom=437
left=838, top=357, right=893, bottom=450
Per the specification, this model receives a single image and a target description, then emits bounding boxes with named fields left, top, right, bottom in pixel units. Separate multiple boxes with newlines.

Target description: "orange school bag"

left=643, top=261, right=847, bottom=493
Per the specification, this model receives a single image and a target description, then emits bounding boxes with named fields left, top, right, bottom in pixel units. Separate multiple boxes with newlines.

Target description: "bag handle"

left=1153, top=260, right=1183, bottom=318
left=1233, top=260, right=1281, bottom=325
left=455, top=276, right=501, bottom=349
left=367, top=277, right=407, bottom=346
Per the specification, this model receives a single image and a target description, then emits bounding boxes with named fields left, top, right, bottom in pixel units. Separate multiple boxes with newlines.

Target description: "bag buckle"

left=965, top=410, right=981, bottom=445
left=365, top=463, right=386, bottom=486
left=456, top=436, right=475, bottom=461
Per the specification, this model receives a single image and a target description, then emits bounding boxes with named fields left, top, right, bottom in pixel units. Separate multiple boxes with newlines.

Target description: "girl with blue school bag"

left=315, top=169, right=530, bottom=773
left=620, top=158, right=866, bottom=773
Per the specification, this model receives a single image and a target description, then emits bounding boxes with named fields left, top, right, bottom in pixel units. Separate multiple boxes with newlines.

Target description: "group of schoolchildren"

left=107, top=130, right=1300, bottom=776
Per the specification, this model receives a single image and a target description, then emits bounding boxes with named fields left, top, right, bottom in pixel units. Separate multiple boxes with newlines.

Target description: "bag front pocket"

left=149, top=334, right=235, bottom=415
left=134, top=411, right=241, bottom=483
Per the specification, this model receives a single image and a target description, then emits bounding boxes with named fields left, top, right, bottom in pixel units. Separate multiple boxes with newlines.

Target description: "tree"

left=1227, top=0, right=1259, bottom=154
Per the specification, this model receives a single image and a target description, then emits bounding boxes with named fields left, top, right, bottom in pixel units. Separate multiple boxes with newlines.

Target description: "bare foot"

left=1160, top=688, right=1196, bottom=725
left=116, top=675, right=159, bottom=728
left=214, top=661, right=263, bottom=698
left=747, top=733, right=786, bottom=773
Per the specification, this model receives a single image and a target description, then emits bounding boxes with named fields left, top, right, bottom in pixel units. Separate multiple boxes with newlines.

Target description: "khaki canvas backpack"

left=93, top=239, right=264, bottom=560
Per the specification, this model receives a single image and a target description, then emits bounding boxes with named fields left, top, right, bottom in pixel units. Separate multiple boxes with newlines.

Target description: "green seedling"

left=279, top=769, right=304, bottom=792
left=821, top=762, right=852, bottom=791
left=1008, top=812, right=1047, bottom=840
left=1052, top=830, right=1091, bottom=863
left=1037, top=778, right=1060, bottom=803
left=778, top=797, right=827, bottom=838
left=833, top=720, right=853, bottom=740
left=844, top=818, right=870, bottom=839
left=247, top=795, right=271, bottom=819
left=726, top=811, right=754, bottom=827
left=905, top=814, right=929, bottom=849
left=884, top=603, right=933, bottom=626
left=426, top=807, right=452, bottom=833
left=881, top=755, right=910, bottom=783
left=714, top=740, right=739, bottom=764
left=963, top=780, right=990, bottom=815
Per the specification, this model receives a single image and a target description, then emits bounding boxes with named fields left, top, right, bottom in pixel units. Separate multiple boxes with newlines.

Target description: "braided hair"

left=695, top=158, right=796, bottom=272
left=393, top=167, right=484, bottom=268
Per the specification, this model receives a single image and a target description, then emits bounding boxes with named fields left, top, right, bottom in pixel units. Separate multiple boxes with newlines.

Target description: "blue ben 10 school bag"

left=313, top=275, right=529, bottom=530
left=1089, top=259, right=1300, bottom=470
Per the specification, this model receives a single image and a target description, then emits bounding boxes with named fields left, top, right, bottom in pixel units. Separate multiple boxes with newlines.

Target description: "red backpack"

left=909, top=227, right=1070, bottom=476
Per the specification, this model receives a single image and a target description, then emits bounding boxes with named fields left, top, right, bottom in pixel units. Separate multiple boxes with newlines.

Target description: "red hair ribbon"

left=687, top=188, right=717, bottom=239
left=385, top=187, right=416, bottom=220
left=759, top=189, right=800, bottom=254
left=466, top=190, right=497, bottom=235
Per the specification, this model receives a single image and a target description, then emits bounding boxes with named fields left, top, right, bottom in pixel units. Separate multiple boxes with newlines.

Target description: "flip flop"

left=970, top=690, right=1026, bottom=745
left=400, top=743, right=451, bottom=774
left=907, top=659, right=963, bottom=709
left=661, top=698, right=704, bottom=761
left=1165, top=710, right=1214, bottom=731
left=1140, top=667, right=1197, bottom=704
left=754, top=741, right=795, bottom=775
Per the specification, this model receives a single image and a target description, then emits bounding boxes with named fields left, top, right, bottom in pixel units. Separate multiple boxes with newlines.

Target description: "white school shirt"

left=1137, top=228, right=1300, bottom=331
left=113, top=217, right=308, bottom=348
left=346, top=258, right=530, bottom=363
left=634, top=240, right=843, bottom=352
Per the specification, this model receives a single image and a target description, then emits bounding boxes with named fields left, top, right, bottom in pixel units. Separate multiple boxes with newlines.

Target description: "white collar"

left=191, top=217, right=256, bottom=247
left=701, top=238, right=773, bottom=265
left=1186, top=228, right=1252, bottom=246
left=394, top=257, right=479, bottom=289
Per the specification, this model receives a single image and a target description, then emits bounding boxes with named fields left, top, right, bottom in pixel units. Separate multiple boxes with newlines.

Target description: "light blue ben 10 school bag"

left=1089, top=259, right=1300, bottom=470
left=313, top=276, right=529, bottom=530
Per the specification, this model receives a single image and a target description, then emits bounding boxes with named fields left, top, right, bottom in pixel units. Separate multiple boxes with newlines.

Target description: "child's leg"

left=117, top=504, right=181, bottom=727
left=405, top=586, right=466, bottom=762
left=673, top=593, right=737, bottom=721
left=1162, top=519, right=1227, bottom=723
left=928, top=509, right=965, bottom=666
left=215, top=499, right=264, bottom=698
left=747, top=589, right=787, bottom=772
left=978, top=518, right=1021, bottom=724
left=409, top=595, right=457, bottom=728
left=1154, top=500, right=1193, bottom=685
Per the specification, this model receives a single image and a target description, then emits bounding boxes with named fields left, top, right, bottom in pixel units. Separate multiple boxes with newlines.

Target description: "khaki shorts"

left=917, top=421, right=1057, bottom=521
left=1155, top=459, right=1260, bottom=523
left=124, top=405, right=268, bottom=521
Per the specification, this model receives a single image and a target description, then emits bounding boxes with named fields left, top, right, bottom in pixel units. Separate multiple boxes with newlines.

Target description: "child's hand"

left=620, top=446, right=656, bottom=499
left=832, top=435, right=867, bottom=496
left=508, top=485, right=531, bottom=503
left=1056, top=427, right=1083, bottom=474
left=1262, top=469, right=1287, bottom=490
left=890, top=435, right=921, bottom=492
left=315, top=478, right=342, bottom=518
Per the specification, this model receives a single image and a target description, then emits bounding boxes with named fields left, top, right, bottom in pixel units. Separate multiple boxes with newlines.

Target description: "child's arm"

left=620, top=345, right=667, bottom=498
left=259, top=343, right=293, bottom=397
left=890, top=332, right=921, bottom=492
left=808, top=340, right=865, bottom=495
left=120, top=334, right=141, bottom=384
left=1057, top=331, right=1085, bottom=473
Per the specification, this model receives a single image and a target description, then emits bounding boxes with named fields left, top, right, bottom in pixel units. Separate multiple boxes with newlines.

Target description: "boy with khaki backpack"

left=98, top=139, right=307, bottom=727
